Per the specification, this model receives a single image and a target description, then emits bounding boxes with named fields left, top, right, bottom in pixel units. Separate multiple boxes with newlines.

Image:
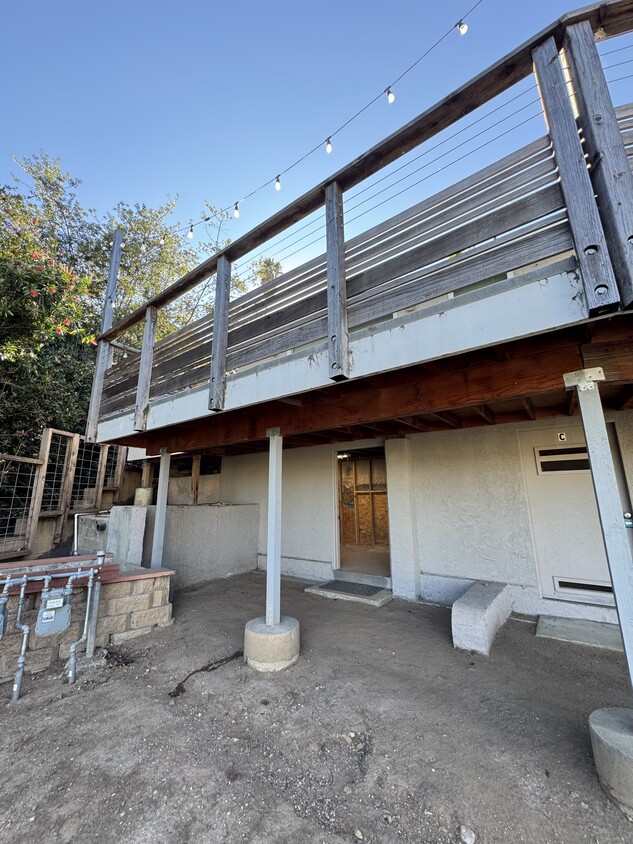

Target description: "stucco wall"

left=409, top=425, right=538, bottom=588
left=220, top=445, right=337, bottom=580
left=109, top=504, right=258, bottom=588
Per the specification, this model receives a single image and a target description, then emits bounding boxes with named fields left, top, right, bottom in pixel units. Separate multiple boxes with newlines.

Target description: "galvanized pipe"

left=67, top=570, right=95, bottom=685
left=11, top=576, right=32, bottom=702
left=86, top=550, right=105, bottom=658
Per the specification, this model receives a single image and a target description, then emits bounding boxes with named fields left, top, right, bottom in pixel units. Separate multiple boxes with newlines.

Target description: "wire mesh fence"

left=0, top=431, right=126, bottom=560
left=70, top=440, right=103, bottom=511
left=40, top=432, right=70, bottom=513
left=0, top=457, right=39, bottom=556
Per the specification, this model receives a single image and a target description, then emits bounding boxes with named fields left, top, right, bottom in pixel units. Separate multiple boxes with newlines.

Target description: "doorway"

left=519, top=423, right=631, bottom=606
left=338, top=447, right=391, bottom=577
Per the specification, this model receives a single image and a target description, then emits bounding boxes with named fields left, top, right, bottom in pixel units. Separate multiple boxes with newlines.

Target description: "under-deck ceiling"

left=110, top=314, right=633, bottom=457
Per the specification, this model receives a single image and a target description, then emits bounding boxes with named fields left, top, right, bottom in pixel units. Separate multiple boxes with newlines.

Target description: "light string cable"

left=173, top=0, right=486, bottom=238
left=234, top=82, right=544, bottom=280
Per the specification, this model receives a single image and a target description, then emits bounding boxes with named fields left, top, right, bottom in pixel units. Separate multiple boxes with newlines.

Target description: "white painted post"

left=564, top=368, right=633, bottom=690
left=384, top=438, right=420, bottom=599
left=150, top=448, right=171, bottom=569
left=266, top=427, right=283, bottom=626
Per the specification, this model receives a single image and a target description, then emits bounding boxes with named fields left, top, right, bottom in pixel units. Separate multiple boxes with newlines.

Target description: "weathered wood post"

left=533, top=37, right=620, bottom=315
left=209, top=255, right=231, bottom=411
left=325, top=181, right=350, bottom=380
left=133, top=305, right=158, bottom=431
left=85, top=230, right=123, bottom=442
left=563, top=20, right=633, bottom=306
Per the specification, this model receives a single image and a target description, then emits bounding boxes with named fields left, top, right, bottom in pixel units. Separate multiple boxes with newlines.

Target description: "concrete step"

left=333, top=569, right=392, bottom=590
left=451, top=581, right=513, bottom=655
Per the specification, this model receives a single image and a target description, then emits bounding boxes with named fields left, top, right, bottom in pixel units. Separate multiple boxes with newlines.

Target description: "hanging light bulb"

left=275, top=175, right=281, bottom=191
left=233, top=202, right=240, bottom=219
left=187, top=224, right=194, bottom=239
left=386, top=87, right=395, bottom=104
left=159, top=236, right=165, bottom=246
left=456, top=20, right=468, bottom=35
left=325, top=137, right=333, bottom=154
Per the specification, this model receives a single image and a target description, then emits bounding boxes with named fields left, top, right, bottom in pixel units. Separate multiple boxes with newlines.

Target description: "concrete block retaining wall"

left=0, top=570, right=173, bottom=681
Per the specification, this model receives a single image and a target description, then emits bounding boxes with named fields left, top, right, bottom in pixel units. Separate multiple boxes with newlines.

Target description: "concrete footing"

left=451, top=581, right=513, bottom=655
left=589, top=707, right=633, bottom=821
left=244, top=616, right=300, bottom=672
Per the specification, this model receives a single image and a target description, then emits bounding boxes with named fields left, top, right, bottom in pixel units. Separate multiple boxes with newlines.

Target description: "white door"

left=519, top=424, right=631, bottom=606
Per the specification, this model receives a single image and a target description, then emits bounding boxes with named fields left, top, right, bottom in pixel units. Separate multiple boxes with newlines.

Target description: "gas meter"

left=35, top=585, right=72, bottom=637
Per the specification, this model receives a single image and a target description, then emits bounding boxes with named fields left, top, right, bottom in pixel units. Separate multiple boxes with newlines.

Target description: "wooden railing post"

left=85, top=229, right=122, bottom=441
left=563, top=20, right=633, bottom=307
left=25, top=428, right=52, bottom=553
left=55, top=433, right=80, bottom=543
left=533, top=37, right=620, bottom=315
left=133, top=305, right=158, bottom=431
left=209, top=255, right=231, bottom=411
left=325, top=181, right=350, bottom=380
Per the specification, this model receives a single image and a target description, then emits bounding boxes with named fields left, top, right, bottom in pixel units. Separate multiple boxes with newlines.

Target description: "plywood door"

left=519, top=423, right=631, bottom=605
left=339, top=458, right=389, bottom=548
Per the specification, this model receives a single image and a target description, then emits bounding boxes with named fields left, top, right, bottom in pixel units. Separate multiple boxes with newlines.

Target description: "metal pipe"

left=85, top=551, right=105, bottom=659
left=67, top=569, right=95, bottom=685
left=72, top=513, right=81, bottom=555
left=11, top=577, right=30, bottom=702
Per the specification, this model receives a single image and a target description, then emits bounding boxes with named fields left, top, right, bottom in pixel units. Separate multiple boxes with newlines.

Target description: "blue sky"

left=2, top=0, right=632, bottom=265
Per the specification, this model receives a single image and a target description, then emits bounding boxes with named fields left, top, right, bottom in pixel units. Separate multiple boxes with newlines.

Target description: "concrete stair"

left=333, top=568, right=392, bottom=590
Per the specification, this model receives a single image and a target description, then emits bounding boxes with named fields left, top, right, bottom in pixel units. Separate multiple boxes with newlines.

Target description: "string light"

left=162, top=0, right=484, bottom=244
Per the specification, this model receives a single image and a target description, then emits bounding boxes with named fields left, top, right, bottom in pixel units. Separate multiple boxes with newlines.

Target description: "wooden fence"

left=0, top=430, right=127, bottom=560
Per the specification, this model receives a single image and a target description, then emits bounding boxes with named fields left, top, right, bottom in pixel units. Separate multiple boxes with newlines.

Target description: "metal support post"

left=564, top=367, right=633, bottom=691
left=150, top=448, right=171, bottom=569
left=265, top=428, right=283, bottom=626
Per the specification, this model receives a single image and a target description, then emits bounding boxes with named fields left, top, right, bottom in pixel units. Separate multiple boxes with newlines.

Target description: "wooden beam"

left=619, top=388, right=633, bottom=410
left=190, top=454, right=201, bottom=505
left=141, top=460, right=154, bottom=489
left=133, top=305, right=158, bottom=431
left=94, top=444, right=109, bottom=511
left=209, top=255, right=231, bottom=412
left=567, top=389, right=579, bottom=416
left=473, top=405, right=496, bottom=424
left=325, top=181, right=349, bottom=380
left=582, top=341, right=633, bottom=381
left=564, top=20, right=633, bottom=306
left=135, top=340, right=584, bottom=453
left=533, top=36, right=619, bottom=315
left=99, top=2, right=633, bottom=344
left=522, top=398, right=537, bottom=420
left=428, top=411, right=463, bottom=428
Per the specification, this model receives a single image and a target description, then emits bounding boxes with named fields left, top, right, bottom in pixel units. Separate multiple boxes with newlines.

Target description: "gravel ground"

left=0, top=572, right=631, bottom=844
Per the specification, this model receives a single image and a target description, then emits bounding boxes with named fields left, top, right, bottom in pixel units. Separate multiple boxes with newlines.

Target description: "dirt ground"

left=1, top=572, right=632, bottom=844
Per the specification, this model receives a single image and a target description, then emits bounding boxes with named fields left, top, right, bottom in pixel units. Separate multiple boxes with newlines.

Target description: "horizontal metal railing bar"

left=98, top=1, right=633, bottom=344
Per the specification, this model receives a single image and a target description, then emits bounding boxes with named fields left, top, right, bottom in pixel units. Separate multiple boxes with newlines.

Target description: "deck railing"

left=86, top=2, right=633, bottom=439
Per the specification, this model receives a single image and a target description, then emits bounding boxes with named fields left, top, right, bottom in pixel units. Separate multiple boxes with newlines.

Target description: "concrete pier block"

left=451, top=581, right=513, bottom=655
left=589, top=707, right=633, bottom=821
left=244, top=616, right=300, bottom=672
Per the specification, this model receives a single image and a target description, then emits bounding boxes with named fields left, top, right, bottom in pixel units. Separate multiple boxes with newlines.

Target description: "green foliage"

left=0, top=189, right=92, bottom=360
left=0, top=151, right=283, bottom=454
left=0, top=337, right=95, bottom=456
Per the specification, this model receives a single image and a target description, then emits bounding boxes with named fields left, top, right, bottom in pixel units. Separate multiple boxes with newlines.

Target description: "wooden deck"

left=87, top=2, right=633, bottom=452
